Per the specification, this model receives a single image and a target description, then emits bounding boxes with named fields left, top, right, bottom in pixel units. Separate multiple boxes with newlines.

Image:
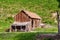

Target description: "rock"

left=39, top=23, right=46, bottom=28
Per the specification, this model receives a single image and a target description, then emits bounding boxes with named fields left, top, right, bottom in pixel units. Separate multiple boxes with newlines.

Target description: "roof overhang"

left=12, top=21, right=31, bottom=26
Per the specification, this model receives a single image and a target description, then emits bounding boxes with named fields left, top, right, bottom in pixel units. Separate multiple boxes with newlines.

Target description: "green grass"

left=0, top=32, right=57, bottom=40
left=33, top=27, right=58, bottom=32
left=0, top=32, right=36, bottom=40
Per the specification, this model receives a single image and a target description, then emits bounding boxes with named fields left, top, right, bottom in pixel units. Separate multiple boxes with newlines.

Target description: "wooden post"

left=15, top=25, right=17, bottom=32
left=10, top=26, right=12, bottom=32
left=58, top=19, right=60, bottom=34
left=57, top=11, right=60, bottom=34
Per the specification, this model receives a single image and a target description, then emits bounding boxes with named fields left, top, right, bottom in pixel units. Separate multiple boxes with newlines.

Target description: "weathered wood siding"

left=14, top=12, right=30, bottom=22
left=32, top=19, right=40, bottom=29
left=35, top=19, right=40, bottom=27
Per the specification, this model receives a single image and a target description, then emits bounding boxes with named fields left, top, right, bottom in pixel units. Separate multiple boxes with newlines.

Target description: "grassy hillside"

left=0, top=0, right=59, bottom=32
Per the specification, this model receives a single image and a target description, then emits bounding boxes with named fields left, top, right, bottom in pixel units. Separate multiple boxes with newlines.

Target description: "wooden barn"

left=10, top=10, right=41, bottom=32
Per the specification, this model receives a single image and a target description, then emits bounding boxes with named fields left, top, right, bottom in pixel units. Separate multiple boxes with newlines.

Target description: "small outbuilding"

left=10, top=10, right=41, bottom=32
